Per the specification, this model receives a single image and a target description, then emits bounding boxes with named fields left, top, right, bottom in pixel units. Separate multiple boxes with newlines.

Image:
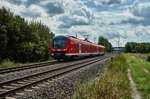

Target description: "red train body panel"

left=51, top=35, right=105, bottom=60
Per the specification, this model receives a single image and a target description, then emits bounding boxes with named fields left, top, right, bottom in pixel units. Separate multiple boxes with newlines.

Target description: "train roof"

left=68, top=36, right=105, bottom=48
left=54, top=35, right=68, bottom=38
left=54, top=35, right=105, bottom=48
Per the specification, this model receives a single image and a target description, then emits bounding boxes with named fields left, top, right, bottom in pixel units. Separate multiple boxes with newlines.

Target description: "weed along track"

left=0, top=56, right=111, bottom=98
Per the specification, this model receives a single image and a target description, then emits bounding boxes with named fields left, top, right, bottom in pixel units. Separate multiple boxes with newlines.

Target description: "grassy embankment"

left=73, top=54, right=132, bottom=99
left=73, top=53, right=150, bottom=98
left=126, top=54, right=150, bottom=98
left=0, top=58, right=54, bottom=69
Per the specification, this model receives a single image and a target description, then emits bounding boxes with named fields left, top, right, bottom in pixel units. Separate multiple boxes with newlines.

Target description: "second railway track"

left=0, top=56, right=106, bottom=75
left=0, top=55, right=111, bottom=98
left=0, top=61, right=60, bottom=75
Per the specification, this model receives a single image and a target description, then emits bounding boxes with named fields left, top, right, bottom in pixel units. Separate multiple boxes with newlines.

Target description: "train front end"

left=51, top=36, right=69, bottom=60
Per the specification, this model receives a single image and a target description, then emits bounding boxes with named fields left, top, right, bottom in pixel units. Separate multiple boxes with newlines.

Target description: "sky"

left=0, top=0, right=150, bottom=47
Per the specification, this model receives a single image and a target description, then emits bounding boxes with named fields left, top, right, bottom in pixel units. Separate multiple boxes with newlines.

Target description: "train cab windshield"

left=53, top=36, right=68, bottom=49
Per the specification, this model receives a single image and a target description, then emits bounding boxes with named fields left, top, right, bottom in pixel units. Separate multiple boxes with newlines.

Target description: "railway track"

left=0, top=56, right=103, bottom=75
left=0, top=55, right=111, bottom=98
left=0, top=61, right=60, bottom=75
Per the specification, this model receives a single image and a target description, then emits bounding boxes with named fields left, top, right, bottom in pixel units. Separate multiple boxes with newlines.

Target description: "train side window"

left=77, top=44, right=79, bottom=49
left=76, top=44, right=79, bottom=50
left=82, top=46, right=84, bottom=51
left=74, top=44, right=76, bottom=49
left=74, top=44, right=79, bottom=50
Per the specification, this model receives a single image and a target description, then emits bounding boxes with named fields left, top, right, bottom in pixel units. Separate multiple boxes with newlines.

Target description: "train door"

left=79, top=43, right=81, bottom=54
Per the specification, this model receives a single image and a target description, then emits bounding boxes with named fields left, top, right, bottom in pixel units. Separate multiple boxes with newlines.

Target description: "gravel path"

left=127, top=69, right=141, bottom=99
left=9, top=57, right=112, bottom=99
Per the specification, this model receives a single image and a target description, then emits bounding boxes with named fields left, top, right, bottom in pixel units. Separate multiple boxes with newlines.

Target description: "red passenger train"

left=51, top=35, right=106, bottom=60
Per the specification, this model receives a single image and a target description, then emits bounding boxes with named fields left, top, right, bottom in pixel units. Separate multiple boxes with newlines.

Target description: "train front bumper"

left=51, top=52, right=71, bottom=59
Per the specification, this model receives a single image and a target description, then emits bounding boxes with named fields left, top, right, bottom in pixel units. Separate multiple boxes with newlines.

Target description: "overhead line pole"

left=113, top=37, right=120, bottom=47
left=94, top=37, right=96, bottom=43
left=83, top=35, right=89, bottom=41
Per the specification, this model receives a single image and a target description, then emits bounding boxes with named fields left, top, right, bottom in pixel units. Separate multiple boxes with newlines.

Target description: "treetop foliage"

left=125, top=42, right=150, bottom=53
left=98, top=36, right=112, bottom=52
left=0, top=7, right=54, bottom=62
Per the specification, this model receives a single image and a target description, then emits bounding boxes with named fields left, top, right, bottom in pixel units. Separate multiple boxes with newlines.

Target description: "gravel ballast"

left=0, top=57, right=100, bottom=83
left=12, top=57, right=112, bottom=99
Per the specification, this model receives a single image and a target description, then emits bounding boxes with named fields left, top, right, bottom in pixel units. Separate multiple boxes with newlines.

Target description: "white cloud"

left=0, top=0, right=150, bottom=47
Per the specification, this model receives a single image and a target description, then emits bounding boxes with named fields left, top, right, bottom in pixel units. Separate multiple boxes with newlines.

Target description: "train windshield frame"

left=53, top=36, right=68, bottom=49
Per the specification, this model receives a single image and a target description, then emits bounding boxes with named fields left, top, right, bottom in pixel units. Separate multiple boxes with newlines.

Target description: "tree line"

left=0, top=7, right=54, bottom=62
left=98, top=36, right=113, bottom=52
left=125, top=42, right=150, bottom=53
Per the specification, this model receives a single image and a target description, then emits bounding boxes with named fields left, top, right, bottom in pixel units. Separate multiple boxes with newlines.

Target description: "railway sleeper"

left=28, top=78, right=37, bottom=81
left=24, top=89, right=33, bottom=92
left=31, top=86, right=39, bottom=89
left=15, top=92, right=24, bottom=96
left=10, top=84, right=22, bottom=87
left=0, top=89, right=9, bottom=92
left=17, top=81, right=25, bottom=84
left=23, top=79, right=34, bottom=82
left=3, top=86, right=17, bottom=89
left=37, top=84, right=45, bottom=87
left=5, top=96, right=15, bottom=99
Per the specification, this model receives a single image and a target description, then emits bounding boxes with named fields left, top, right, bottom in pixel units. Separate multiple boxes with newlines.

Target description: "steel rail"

left=0, top=56, right=111, bottom=98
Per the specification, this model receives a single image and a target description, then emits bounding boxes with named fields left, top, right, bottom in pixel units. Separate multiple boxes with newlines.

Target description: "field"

left=126, top=54, right=150, bottom=98
left=73, top=53, right=150, bottom=99
left=131, top=53, right=150, bottom=62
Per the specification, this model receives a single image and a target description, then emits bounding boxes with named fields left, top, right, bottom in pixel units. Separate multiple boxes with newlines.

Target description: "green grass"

left=0, top=59, right=23, bottom=69
left=126, top=54, right=150, bottom=98
left=73, top=54, right=132, bottom=99
left=0, top=57, right=55, bottom=69
left=132, top=53, right=150, bottom=62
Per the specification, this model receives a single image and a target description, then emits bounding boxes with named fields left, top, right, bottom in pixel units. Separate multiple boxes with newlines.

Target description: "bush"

left=147, top=56, right=150, bottom=62
left=0, top=59, right=23, bottom=68
left=0, top=59, right=15, bottom=68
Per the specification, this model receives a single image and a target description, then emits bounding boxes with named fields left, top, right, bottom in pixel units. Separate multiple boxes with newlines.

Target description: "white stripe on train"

left=65, top=52, right=105, bottom=56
